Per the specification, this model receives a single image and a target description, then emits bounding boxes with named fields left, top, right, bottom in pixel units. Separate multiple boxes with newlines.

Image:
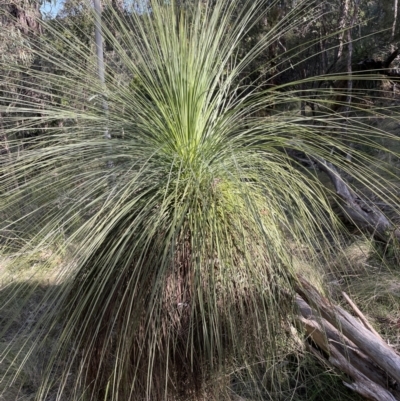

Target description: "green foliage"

left=1, top=1, right=400, bottom=400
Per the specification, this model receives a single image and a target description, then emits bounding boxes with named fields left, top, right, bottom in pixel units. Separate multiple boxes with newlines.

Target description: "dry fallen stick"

left=341, top=291, right=383, bottom=340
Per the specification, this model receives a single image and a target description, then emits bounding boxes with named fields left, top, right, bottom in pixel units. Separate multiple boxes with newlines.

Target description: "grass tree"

left=1, top=0, right=400, bottom=400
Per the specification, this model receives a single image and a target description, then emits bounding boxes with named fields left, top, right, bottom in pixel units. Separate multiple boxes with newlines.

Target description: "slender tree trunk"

left=94, top=0, right=106, bottom=86
left=320, top=30, right=327, bottom=74
left=392, top=0, right=399, bottom=41
left=93, top=0, right=111, bottom=141
left=93, top=0, right=114, bottom=181
left=345, top=0, right=359, bottom=113
left=343, top=0, right=359, bottom=162
left=337, top=0, right=350, bottom=61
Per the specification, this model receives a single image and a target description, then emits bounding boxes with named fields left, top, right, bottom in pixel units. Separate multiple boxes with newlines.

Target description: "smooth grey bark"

left=93, top=0, right=111, bottom=140
left=94, top=0, right=105, bottom=85
left=393, top=0, right=399, bottom=41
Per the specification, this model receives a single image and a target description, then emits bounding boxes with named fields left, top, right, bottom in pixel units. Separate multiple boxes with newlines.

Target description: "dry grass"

left=0, top=251, right=74, bottom=401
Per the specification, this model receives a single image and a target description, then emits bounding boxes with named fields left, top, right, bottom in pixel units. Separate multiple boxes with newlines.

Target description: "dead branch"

left=315, top=158, right=400, bottom=242
left=295, top=277, right=400, bottom=400
left=342, top=291, right=383, bottom=339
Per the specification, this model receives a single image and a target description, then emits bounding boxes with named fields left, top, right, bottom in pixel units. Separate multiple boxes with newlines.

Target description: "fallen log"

left=330, top=346, right=397, bottom=401
left=298, top=277, right=400, bottom=383
left=295, top=277, right=400, bottom=400
left=287, top=152, right=400, bottom=241
left=315, top=159, right=400, bottom=242
left=296, top=295, right=390, bottom=388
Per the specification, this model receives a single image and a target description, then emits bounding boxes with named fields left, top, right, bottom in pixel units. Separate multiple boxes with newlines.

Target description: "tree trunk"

left=5, top=0, right=42, bottom=36
left=337, top=0, right=350, bottom=61
left=393, top=0, right=399, bottom=41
